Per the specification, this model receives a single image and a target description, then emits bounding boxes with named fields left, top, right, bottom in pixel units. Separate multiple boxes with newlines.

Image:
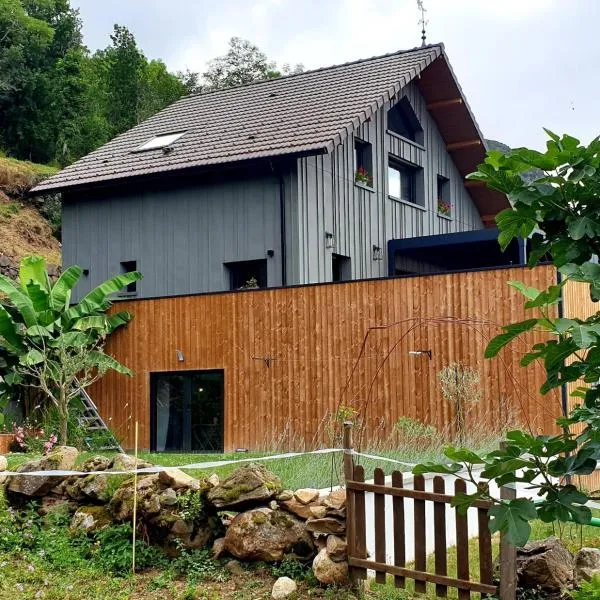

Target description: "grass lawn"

left=4, top=449, right=419, bottom=491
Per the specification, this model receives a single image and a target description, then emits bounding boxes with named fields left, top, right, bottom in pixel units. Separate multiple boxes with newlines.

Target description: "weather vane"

left=417, top=0, right=428, bottom=46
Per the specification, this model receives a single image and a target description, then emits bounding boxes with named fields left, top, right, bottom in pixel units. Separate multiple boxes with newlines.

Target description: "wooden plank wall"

left=92, top=265, right=561, bottom=450
left=563, top=278, right=600, bottom=491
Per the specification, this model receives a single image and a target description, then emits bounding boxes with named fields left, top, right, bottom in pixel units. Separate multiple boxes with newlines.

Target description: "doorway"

left=151, top=370, right=224, bottom=452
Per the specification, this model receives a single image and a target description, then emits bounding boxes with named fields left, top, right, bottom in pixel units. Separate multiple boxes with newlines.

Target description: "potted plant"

left=437, top=199, right=452, bottom=216
left=355, top=166, right=373, bottom=187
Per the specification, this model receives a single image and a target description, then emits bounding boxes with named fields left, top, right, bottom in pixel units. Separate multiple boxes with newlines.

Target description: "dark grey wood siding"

left=295, top=81, right=483, bottom=283
left=63, top=169, right=297, bottom=300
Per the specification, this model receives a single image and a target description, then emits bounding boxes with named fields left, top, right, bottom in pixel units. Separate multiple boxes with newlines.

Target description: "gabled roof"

left=31, top=43, right=508, bottom=217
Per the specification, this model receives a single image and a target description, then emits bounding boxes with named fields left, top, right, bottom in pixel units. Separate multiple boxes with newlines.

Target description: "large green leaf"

left=485, top=319, right=539, bottom=358
left=496, top=209, right=538, bottom=251
left=19, top=256, right=50, bottom=293
left=25, top=281, right=49, bottom=313
left=0, top=274, right=38, bottom=327
left=49, top=266, right=82, bottom=311
left=0, top=304, right=25, bottom=353
left=488, top=498, right=538, bottom=547
left=65, top=271, right=143, bottom=320
left=86, top=351, right=133, bottom=376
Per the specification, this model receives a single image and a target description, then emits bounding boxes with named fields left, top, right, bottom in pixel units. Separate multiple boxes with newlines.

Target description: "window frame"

left=354, top=138, right=374, bottom=189
left=388, top=160, right=418, bottom=205
left=134, top=131, right=186, bottom=152
left=118, top=260, right=138, bottom=296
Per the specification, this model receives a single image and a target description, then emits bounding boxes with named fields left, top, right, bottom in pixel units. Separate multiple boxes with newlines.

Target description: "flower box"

left=0, top=433, right=14, bottom=455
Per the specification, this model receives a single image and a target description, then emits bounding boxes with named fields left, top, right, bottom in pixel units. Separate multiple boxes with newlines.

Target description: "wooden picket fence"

left=343, top=425, right=517, bottom=599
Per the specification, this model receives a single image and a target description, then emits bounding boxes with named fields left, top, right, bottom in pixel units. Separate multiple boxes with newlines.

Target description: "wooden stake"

left=132, top=421, right=139, bottom=575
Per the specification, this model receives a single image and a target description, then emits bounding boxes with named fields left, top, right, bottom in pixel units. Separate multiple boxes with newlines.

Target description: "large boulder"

left=7, top=446, right=78, bottom=497
left=208, top=464, right=282, bottom=509
left=575, top=547, right=600, bottom=583
left=109, top=454, right=153, bottom=472
left=312, top=547, right=349, bottom=585
left=71, top=506, right=112, bottom=533
left=516, top=537, right=575, bottom=593
left=158, top=468, right=200, bottom=490
left=224, top=507, right=314, bottom=562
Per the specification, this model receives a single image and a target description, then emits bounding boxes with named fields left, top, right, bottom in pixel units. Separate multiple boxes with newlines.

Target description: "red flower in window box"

left=438, top=200, right=452, bottom=215
left=355, top=166, right=373, bottom=187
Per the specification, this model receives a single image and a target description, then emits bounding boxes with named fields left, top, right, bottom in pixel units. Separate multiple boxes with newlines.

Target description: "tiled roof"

left=32, top=44, right=443, bottom=193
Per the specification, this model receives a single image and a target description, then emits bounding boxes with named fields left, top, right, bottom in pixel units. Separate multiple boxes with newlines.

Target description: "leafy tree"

left=0, top=255, right=142, bottom=443
left=203, top=37, right=303, bottom=90
left=414, top=131, right=600, bottom=547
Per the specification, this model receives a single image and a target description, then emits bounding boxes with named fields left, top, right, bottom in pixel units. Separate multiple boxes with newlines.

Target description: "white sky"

left=72, top=0, right=600, bottom=150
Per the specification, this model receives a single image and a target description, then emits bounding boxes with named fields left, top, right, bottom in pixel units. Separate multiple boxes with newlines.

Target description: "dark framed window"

left=388, top=161, right=417, bottom=204
left=225, top=259, right=267, bottom=290
left=437, top=175, right=451, bottom=216
left=332, top=254, right=351, bottom=282
left=119, top=260, right=137, bottom=295
left=387, top=97, right=424, bottom=144
left=354, top=138, right=373, bottom=187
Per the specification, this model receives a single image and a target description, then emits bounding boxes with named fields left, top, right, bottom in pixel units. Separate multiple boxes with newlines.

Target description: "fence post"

left=343, top=422, right=357, bottom=586
left=499, top=441, right=517, bottom=600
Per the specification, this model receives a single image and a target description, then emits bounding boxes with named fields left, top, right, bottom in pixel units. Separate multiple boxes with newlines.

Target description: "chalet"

left=33, top=44, right=550, bottom=453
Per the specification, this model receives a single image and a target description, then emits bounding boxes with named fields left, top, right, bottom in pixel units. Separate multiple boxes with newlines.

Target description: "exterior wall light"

left=408, top=350, right=432, bottom=360
left=325, top=231, right=335, bottom=249
left=372, top=244, right=384, bottom=261
left=176, top=349, right=185, bottom=362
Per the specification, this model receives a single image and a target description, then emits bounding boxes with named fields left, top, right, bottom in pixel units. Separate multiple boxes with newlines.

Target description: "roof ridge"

left=186, top=42, right=444, bottom=99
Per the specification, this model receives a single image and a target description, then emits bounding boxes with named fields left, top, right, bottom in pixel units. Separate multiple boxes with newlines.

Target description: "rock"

left=306, top=517, right=346, bottom=535
left=0, top=455, right=7, bottom=471
left=309, top=505, right=327, bottom=519
left=71, top=506, right=112, bottom=532
left=208, top=464, right=282, bottom=509
left=225, top=559, right=245, bottom=576
left=7, top=446, right=78, bottom=497
left=158, top=468, right=199, bottom=490
left=323, top=489, right=346, bottom=511
left=294, top=488, right=320, bottom=505
left=312, top=548, right=349, bottom=585
left=212, top=537, right=226, bottom=559
left=279, top=497, right=315, bottom=520
left=224, top=507, right=314, bottom=562
left=575, top=547, right=600, bottom=583
left=38, top=495, right=75, bottom=518
left=272, top=577, right=297, bottom=599
left=81, top=456, right=111, bottom=472
left=326, top=535, right=347, bottom=562
left=109, top=454, right=152, bottom=472
left=207, top=474, right=220, bottom=487
left=516, top=537, right=574, bottom=593
left=277, top=490, right=294, bottom=502
left=108, top=475, right=158, bottom=521
left=159, top=488, right=178, bottom=506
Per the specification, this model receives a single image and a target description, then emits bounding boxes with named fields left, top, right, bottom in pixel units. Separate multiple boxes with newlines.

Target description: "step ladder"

left=77, top=386, right=123, bottom=452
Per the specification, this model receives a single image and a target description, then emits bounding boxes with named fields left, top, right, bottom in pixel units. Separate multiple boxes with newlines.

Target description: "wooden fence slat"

left=353, top=464, right=368, bottom=580
left=433, top=476, right=448, bottom=597
left=499, top=483, right=517, bottom=600
left=478, top=504, right=493, bottom=586
left=374, top=468, right=387, bottom=584
left=455, top=479, right=470, bottom=600
left=414, top=474, right=427, bottom=594
left=392, top=471, right=405, bottom=589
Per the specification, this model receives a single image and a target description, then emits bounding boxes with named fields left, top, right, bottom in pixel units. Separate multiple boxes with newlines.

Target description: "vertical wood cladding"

left=92, top=265, right=560, bottom=450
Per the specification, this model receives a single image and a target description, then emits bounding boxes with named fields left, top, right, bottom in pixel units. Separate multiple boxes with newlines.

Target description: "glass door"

left=151, top=370, right=224, bottom=452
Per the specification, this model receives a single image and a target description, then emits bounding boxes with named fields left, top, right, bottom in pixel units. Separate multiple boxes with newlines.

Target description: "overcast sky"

left=72, top=0, right=599, bottom=150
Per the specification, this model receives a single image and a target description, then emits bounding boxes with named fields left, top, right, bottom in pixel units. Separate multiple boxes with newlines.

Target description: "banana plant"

left=0, top=256, right=143, bottom=443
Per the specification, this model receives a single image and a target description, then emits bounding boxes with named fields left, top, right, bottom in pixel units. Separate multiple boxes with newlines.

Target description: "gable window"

left=225, top=259, right=267, bottom=290
left=119, top=260, right=137, bottom=295
left=388, top=161, right=417, bottom=204
left=135, top=131, right=186, bottom=151
left=437, top=175, right=451, bottom=217
left=354, top=139, right=373, bottom=187
left=387, top=97, right=423, bottom=145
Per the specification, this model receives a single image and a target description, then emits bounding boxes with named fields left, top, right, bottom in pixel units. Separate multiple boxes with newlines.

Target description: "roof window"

left=134, top=131, right=186, bottom=151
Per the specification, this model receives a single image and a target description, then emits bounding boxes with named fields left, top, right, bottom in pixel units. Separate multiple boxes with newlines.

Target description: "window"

left=135, top=131, right=186, bottom=151
left=354, top=139, right=373, bottom=187
left=119, top=260, right=137, bottom=295
left=437, top=175, right=451, bottom=216
left=387, top=97, right=423, bottom=144
left=388, top=162, right=416, bottom=204
left=225, top=259, right=267, bottom=290
left=332, top=254, right=351, bottom=282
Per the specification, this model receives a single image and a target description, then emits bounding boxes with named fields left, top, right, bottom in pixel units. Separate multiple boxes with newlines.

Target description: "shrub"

left=171, top=546, right=228, bottom=584
left=572, top=576, right=600, bottom=600
left=395, top=416, right=437, bottom=441
left=272, top=556, right=316, bottom=583
left=178, top=489, right=206, bottom=522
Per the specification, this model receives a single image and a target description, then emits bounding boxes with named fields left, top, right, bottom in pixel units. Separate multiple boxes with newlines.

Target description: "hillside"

left=0, top=156, right=61, bottom=272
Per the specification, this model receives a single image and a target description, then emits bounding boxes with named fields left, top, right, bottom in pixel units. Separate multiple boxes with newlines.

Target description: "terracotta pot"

left=0, top=433, right=14, bottom=455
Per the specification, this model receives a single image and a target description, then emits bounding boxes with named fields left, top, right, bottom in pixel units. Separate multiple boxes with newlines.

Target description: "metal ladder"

left=77, top=386, right=123, bottom=452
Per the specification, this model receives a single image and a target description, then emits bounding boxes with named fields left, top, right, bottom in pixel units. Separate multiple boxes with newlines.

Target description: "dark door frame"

left=149, top=369, right=225, bottom=453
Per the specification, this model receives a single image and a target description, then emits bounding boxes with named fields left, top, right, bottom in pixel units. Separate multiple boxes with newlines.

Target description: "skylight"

left=135, top=131, right=186, bottom=151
